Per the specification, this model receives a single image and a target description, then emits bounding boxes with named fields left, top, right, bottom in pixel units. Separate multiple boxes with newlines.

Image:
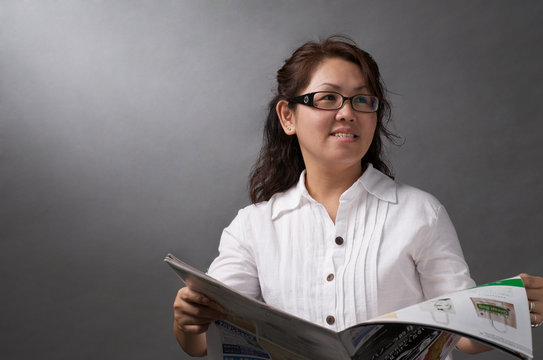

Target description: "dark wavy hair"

left=249, top=35, right=397, bottom=204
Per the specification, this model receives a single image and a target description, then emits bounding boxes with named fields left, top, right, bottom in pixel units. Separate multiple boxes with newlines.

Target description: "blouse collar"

left=271, top=163, right=397, bottom=220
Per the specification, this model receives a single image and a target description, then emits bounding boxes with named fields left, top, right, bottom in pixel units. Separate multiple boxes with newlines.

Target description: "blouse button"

left=335, top=236, right=344, bottom=245
left=326, top=273, right=334, bottom=281
left=326, top=315, right=335, bottom=325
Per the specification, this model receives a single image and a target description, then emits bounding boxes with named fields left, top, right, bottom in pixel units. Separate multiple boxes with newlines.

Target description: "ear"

left=276, top=99, right=296, bottom=135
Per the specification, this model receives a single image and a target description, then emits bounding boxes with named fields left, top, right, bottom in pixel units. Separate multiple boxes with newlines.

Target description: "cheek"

left=294, top=112, right=332, bottom=135
left=362, top=116, right=378, bottom=139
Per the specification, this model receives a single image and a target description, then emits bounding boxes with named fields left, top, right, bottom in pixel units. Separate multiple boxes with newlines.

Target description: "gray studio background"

left=2, top=1, right=542, bottom=359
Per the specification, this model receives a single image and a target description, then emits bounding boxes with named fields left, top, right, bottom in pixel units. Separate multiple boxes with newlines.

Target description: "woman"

left=173, top=35, right=543, bottom=357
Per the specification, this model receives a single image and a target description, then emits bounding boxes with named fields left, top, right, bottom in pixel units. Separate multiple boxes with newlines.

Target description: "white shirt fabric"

left=207, top=164, right=475, bottom=332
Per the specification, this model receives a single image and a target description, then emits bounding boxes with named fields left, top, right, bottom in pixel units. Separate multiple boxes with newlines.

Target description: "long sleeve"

left=413, top=205, right=476, bottom=300
left=207, top=209, right=262, bottom=300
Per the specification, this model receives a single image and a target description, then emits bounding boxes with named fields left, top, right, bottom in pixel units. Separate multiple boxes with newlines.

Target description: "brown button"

left=335, top=236, right=344, bottom=245
left=326, top=315, right=335, bottom=325
left=326, top=273, right=334, bottom=281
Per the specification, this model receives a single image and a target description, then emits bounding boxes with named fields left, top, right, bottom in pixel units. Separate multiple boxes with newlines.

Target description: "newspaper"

left=164, top=254, right=533, bottom=360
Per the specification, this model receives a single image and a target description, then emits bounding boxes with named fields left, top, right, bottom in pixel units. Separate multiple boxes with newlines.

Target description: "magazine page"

left=165, top=254, right=351, bottom=359
left=206, top=319, right=308, bottom=360
left=338, top=323, right=459, bottom=360
left=362, top=278, right=532, bottom=359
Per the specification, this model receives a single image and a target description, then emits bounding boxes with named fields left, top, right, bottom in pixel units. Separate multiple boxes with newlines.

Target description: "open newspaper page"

left=348, top=278, right=532, bottom=359
left=165, top=254, right=350, bottom=359
left=337, top=323, right=460, bottom=360
left=165, top=254, right=533, bottom=360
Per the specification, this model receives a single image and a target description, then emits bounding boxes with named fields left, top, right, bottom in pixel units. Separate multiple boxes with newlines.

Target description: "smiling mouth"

left=332, top=132, right=357, bottom=138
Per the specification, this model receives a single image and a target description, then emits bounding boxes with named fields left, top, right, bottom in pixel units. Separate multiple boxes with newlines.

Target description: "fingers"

left=520, top=273, right=543, bottom=313
left=526, top=294, right=541, bottom=320
left=180, top=287, right=228, bottom=313
left=173, top=287, right=227, bottom=334
left=519, top=273, right=543, bottom=327
left=519, top=273, right=543, bottom=289
left=526, top=288, right=542, bottom=304
left=176, top=287, right=211, bottom=308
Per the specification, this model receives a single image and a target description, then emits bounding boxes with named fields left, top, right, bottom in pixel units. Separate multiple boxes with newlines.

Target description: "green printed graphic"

left=475, top=278, right=525, bottom=288
left=476, top=303, right=509, bottom=317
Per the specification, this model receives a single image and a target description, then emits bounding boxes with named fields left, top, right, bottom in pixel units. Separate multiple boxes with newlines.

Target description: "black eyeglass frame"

left=290, top=91, right=379, bottom=113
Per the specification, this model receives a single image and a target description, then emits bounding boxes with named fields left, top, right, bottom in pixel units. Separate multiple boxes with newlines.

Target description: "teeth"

left=333, top=133, right=355, bottom=138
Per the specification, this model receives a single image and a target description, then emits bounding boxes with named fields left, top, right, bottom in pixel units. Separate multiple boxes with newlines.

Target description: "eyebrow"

left=317, top=83, right=368, bottom=91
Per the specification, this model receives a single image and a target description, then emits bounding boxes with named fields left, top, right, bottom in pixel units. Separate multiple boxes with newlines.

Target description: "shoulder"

left=364, top=164, right=443, bottom=216
left=395, top=182, right=442, bottom=213
left=384, top=181, right=449, bottom=230
left=232, top=187, right=296, bottom=225
left=221, top=189, right=296, bottom=252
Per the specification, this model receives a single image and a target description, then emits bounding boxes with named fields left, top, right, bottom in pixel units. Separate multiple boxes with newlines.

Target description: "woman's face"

left=282, top=57, right=377, bottom=173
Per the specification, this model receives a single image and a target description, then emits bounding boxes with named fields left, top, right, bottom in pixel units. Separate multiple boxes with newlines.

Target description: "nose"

left=335, top=98, right=356, bottom=122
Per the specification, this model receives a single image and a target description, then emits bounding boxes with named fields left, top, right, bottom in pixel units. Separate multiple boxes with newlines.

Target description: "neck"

left=304, top=162, right=364, bottom=222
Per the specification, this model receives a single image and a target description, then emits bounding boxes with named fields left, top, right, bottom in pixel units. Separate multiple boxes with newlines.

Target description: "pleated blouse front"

left=207, top=164, right=475, bottom=331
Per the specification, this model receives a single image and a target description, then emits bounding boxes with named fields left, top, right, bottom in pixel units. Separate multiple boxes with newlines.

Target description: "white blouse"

left=207, top=164, right=475, bottom=332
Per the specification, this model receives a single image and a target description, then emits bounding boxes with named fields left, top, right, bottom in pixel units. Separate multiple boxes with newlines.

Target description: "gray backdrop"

left=2, top=1, right=542, bottom=359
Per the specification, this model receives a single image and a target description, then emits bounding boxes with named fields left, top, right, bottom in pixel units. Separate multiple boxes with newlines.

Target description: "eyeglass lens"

left=313, top=92, right=377, bottom=112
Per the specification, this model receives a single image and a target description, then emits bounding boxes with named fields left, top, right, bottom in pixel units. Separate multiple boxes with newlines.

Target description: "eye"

left=315, top=92, right=339, bottom=102
left=353, top=95, right=369, bottom=104
left=352, top=95, right=378, bottom=112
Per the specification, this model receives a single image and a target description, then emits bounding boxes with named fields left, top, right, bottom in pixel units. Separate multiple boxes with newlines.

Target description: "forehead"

left=304, top=57, right=366, bottom=92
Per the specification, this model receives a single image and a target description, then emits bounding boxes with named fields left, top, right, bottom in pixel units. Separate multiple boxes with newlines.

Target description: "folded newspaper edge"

left=165, top=253, right=533, bottom=360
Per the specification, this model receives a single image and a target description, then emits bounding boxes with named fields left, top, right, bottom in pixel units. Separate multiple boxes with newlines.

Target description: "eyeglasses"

left=290, top=91, right=379, bottom=113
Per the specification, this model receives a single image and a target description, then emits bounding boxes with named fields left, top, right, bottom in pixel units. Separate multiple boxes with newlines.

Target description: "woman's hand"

left=174, top=286, right=226, bottom=334
left=519, top=273, right=543, bottom=328
left=173, top=286, right=227, bottom=356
